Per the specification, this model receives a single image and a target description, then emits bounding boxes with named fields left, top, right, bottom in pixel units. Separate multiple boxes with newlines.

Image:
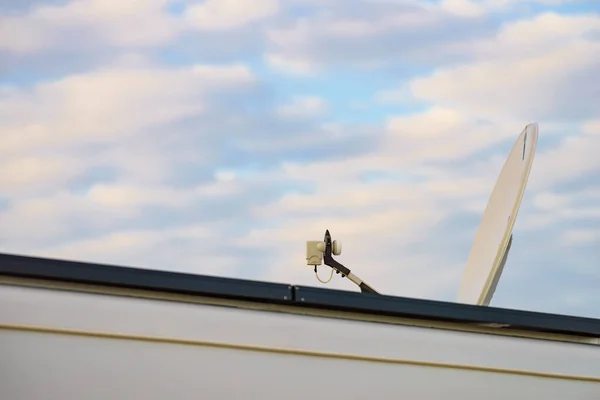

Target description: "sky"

left=1, top=0, right=599, bottom=318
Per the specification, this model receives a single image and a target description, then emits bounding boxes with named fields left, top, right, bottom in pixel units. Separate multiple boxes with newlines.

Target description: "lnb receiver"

left=306, top=239, right=341, bottom=266
left=304, top=229, right=379, bottom=295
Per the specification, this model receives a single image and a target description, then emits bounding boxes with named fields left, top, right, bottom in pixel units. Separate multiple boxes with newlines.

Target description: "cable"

left=314, top=266, right=334, bottom=284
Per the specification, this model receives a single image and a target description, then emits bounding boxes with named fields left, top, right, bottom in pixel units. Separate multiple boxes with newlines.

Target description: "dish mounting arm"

left=322, top=230, right=380, bottom=295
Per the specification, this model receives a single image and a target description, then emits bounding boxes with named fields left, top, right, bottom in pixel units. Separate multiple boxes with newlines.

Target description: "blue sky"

left=1, top=0, right=599, bottom=318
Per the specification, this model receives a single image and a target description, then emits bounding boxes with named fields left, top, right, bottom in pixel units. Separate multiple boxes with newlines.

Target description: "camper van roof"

left=0, top=252, right=599, bottom=339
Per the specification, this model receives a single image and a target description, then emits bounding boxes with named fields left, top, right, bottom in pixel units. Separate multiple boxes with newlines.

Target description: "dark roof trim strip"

left=0, top=253, right=292, bottom=303
left=1, top=252, right=599, bottom=338
left=293, top=286, right=600, bottom=338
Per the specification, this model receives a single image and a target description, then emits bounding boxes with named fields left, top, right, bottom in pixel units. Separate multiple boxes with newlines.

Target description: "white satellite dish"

left=457, top=123, right=539, bottom=306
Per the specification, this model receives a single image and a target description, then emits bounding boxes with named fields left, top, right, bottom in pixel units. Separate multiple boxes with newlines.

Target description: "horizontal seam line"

left=1, top=323, right=598, bottom=383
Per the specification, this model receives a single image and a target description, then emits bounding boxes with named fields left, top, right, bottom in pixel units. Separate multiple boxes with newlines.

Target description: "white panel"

left=2, top=332, right=599, bottom=400
left=1, top=284, right=599, bottom=399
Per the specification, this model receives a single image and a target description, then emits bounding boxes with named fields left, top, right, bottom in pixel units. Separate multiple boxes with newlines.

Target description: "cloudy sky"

left=1, top=0, right=599, bottom=318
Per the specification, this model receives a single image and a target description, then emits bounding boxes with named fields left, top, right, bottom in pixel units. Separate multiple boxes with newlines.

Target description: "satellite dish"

left=304, top=123, right=539, bottom=305
left=457, top=123, right=539, bottom=306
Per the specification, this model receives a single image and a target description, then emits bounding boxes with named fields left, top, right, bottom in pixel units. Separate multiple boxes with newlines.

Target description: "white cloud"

left=185, top=0, right=279, bottom=30
left=264, top=53, right=317, bottom=75
left=439, top=0, right=587, bottom=17
left=1, top=63, right=255, bottom=148
left=482, top=0, right=583, bottom=10
left=0, top=0, right=181, bottom=53
left=531, top=191, right=571, bottom=211
left=0, top=0, right=280, bottom=58
left=34, top=223, right=243, bottom=276
left=409, top=13, right=600, bottom=121
left=519, top=186, right=600, bottom=230
left=0, top=156, right=77, bottom=192
left=0, top=62, right=256, bottom=194
left=562, top=228, right=600, bottom=246
left=529, top=123, right=600, bottom=190
left=264, top=0, right=497, bottom=75
left=276, top=95, right=328, bottom=118
left=86, top=181, right=240, bottom=209
left=46, top=225, right=213, bottom=257
left=0, top=177, right=242, bottom=247
left=382, top=107, right=523, bottom=169
left=440, top=0, right=486, bottom=17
